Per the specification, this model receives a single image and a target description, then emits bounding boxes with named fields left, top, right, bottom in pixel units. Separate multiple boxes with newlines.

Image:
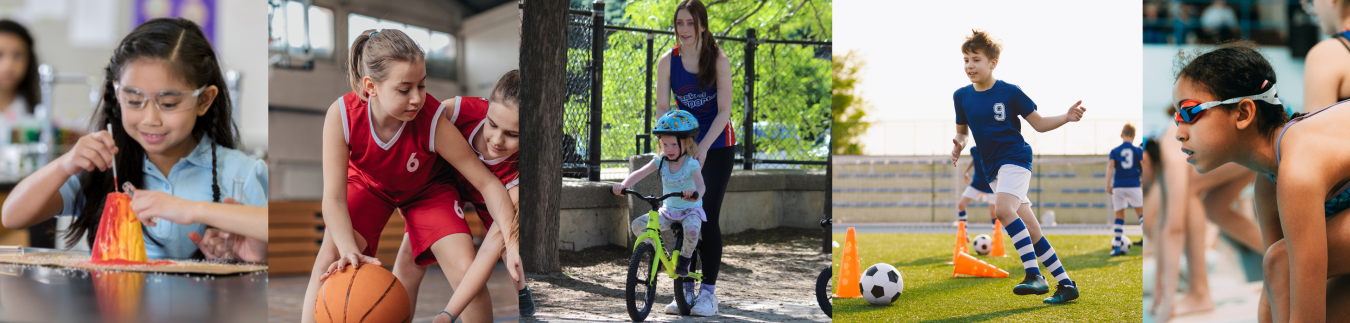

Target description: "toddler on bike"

left=613, top=110, right=708, bottom=277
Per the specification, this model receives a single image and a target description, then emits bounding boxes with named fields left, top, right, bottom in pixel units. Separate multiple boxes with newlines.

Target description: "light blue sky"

left=836, top=0, right=1143, bottom=155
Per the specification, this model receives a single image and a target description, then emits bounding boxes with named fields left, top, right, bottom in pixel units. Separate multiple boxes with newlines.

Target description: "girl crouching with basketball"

left=0, top=18, right=269, bottom=261
left=1171, top=43, right=1350, bottom=322
left=300, top=29, right=517, bottom=323
left=612, top=110, right=708, bottom=312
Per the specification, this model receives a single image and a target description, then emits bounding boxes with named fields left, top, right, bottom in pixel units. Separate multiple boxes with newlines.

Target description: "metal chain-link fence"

left=563, top=11, right=593, bottom=178
left=565, top=4, right=830, bottom=180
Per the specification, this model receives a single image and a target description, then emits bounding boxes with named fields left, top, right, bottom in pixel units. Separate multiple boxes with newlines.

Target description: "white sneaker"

left=690, top=292, right=718, bottom=317
left=665, top=291, right=694, bottom=315
left=663, top=299, right=680, bottom=314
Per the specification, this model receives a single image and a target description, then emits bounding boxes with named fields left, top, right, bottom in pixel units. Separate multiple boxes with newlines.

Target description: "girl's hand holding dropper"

left=59, top=130, right=118, bottom=176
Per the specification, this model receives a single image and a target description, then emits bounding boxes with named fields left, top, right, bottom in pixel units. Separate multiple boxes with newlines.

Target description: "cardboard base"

left=0, top=252, right=266, bottom=275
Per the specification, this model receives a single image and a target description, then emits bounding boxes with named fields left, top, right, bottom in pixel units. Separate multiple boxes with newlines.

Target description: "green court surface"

left=831, top=233, right=1142, bottom=322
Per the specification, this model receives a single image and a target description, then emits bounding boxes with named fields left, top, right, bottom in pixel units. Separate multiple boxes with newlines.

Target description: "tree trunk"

left=518, top=0, right=565, bottom=274
left=824, top=149, right=832, bottom=254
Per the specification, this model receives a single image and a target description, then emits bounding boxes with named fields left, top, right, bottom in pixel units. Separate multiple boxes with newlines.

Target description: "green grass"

left=830, top=233, right=1142, bottom=322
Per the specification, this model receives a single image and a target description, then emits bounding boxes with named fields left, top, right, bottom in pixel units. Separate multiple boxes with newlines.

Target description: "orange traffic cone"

left=953, top=251, right=1009, bottom=278
left=947, top=221, right=968, bottom=265
left=991, top=219, right=1007, bottom=257
left=835, top=227, right=862, bottom=298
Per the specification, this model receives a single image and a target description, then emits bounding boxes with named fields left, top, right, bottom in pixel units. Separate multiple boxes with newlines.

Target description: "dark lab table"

left=0, top=248, right=266, bottom=322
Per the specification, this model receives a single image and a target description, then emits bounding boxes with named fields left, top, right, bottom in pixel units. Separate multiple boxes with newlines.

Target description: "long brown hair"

left=348, top=29, right=423, bottom=100
left=0, top=20, right=39, bottom=113
left=70, top=18, right=238, bottom=250
left=674, top=0, right=721, bottom=89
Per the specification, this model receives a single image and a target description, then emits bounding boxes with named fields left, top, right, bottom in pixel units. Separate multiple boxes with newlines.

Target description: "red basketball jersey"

left=447, top=96, right=520, bottom=189
left=342, top=92, right=449, bottom=201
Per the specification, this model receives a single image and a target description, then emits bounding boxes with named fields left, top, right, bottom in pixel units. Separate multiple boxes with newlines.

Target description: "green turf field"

left=830, top=233, right=1142, bottom=322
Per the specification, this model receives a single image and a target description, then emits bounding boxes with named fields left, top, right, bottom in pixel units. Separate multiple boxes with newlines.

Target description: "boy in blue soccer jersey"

left=1106, top=124, right=1143, bottom=256
left=958, top=145, right=996, bottom=227
left=948, top=29, right=1087, bottom=304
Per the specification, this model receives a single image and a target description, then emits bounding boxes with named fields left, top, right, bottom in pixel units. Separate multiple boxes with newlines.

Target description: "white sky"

left=836, top=0, right=1143, bottom=155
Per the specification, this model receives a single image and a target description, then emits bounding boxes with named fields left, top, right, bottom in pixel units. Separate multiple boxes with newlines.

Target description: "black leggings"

left=696, top=146, right=734, bottom=286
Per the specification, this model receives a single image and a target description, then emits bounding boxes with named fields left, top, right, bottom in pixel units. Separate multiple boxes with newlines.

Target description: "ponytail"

left=347, top=29, right=423, bottom=100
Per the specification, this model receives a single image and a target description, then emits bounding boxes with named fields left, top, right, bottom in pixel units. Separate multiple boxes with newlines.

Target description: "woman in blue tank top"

left=652, top=0, right=733, bottom=317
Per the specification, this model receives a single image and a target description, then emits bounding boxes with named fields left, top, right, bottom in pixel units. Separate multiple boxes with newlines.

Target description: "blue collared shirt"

left=57, top=136, right=268, bottom=259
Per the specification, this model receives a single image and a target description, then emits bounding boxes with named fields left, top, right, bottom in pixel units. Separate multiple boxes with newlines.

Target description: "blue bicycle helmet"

left=652, top=110, right=700, bottom=162
left=653, top=110, right=699, bottom=139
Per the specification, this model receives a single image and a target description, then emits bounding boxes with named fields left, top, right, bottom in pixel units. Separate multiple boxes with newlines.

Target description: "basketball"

left=315, top=264, right=411, bottom=323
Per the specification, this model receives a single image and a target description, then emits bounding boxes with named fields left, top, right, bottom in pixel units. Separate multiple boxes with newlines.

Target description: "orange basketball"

left=315, top=264, right=411, bottom=323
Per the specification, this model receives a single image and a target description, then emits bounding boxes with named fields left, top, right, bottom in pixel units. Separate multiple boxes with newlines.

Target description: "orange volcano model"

left=91, top=192, right=147, bottom=264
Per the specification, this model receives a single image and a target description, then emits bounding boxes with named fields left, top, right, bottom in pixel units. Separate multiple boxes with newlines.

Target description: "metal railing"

left=563, top=2, right=831, bottom=180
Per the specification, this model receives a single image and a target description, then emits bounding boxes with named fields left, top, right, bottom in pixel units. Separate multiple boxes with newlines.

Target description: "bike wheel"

left=816, top=267, right=832, bottom=317
left=626, top=243, right=658, bottom=322
left=672, top=249, right=701, bottom=315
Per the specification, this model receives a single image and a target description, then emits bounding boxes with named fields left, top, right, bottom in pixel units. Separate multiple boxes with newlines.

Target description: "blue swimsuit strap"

left=1269, top=101, right=1348, bottom=185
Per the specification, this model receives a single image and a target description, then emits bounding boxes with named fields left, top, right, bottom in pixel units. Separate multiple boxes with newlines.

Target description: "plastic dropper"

left=107, top=124, right=118, bottom=192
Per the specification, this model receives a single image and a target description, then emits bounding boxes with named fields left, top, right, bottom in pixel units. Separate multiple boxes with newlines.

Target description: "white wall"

left=2, top=0, right=269, bottom=151
left=461, top=2, right=519, bottom=97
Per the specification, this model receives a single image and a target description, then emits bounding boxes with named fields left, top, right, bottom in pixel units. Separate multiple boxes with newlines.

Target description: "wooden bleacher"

left=268, top=201, right=487, bottom=275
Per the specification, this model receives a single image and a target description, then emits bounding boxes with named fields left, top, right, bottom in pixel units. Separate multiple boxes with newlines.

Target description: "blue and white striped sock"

left=1139, top=215, right=1143, bottom=226
left=958, top=210, right=967, bottom=223
left=991, top=218, right=997, bottom=225
left=1003, top=218, right=1041, bottom=276
left=1035, top=237, right=1074, bottom=285
left=1113, top=218, right=1125, bottom=253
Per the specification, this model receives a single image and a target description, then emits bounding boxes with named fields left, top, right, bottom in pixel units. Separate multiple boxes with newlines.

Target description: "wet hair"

left=1143, top=136, right=1161, bottom=183
left=674, top=0, right=722, bottom=89
left=962, top=29, right=1002, bottom=60
left=0, top=20, right=39, bottom=114
left=68, top=18, right=238, bottom=255
left=1121, top=123, right=1136, bottom=138
left=348, top=29, right=423, bottom=100
left=490, top=70, right=519, bottom=108
left=1174, top=42, right=1295, bottom=137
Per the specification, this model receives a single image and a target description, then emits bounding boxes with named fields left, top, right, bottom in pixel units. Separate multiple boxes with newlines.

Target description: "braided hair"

left=68, top=18, right=238, bottom=254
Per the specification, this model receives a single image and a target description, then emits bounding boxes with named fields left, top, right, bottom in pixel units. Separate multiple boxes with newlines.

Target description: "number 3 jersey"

left=341, top=91, right=451, bottom=200
left=954, top=80, right=1038, bottom=183
left=1109, top=142, right=1143, bottom=188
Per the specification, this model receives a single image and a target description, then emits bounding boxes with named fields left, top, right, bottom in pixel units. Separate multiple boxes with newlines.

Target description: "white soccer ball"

left=1120, top=236, right=1132, bottom=254
left=860, top=263, right=903, bottom=306
left=972, top=234, right=993, bottom=255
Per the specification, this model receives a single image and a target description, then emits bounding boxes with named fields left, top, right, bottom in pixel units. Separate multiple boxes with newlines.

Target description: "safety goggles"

left=114, top=83, right=208, bottom=114
left=1174, top=86, right=1281, bottom=124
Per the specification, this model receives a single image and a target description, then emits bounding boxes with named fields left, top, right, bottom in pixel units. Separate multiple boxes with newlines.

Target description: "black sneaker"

left=1043, top=282, right=1079, bottom=304
left=519, top=286, right=536, bottom=316
left=676, top=256, right=691, bottom=277
left=1012, top=273, right=1050, bottom=295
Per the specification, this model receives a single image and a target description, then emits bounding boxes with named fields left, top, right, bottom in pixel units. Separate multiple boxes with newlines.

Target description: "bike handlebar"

left=620, top=188, right=698, bottom=208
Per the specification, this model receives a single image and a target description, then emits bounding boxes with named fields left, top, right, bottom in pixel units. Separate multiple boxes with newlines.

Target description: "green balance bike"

left=620, top=188, right=702, bottom=322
